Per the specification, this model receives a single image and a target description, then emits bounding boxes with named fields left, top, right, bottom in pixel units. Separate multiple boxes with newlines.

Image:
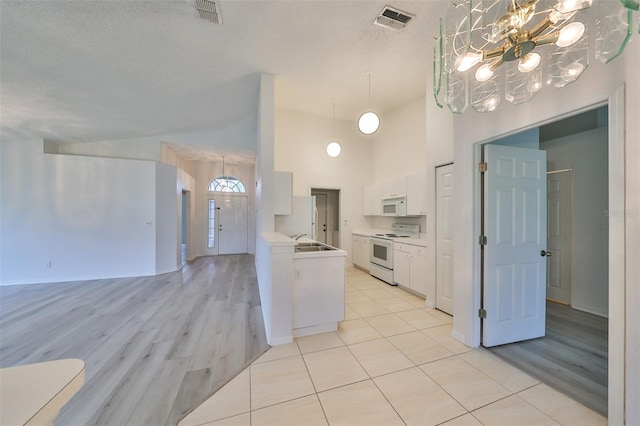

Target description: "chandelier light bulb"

left=556, top=0, right=592, bottom=14
left=358, top=111, right=380, bottom=135
left=518, top=53, right=541, bottom=73
left=556, top=21, right=585, bottom=47
left=326, top=142, right=342, bottom=157
left=475, top=64, right=495, bottom=82
left=456, top=52, right=483, bottom=72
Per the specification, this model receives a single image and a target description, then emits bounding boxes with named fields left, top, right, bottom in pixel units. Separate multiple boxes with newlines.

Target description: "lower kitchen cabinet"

left=409, top=245, right=427, bottom=296
left=394, top=242, right=427, bottom=296
left=352, top=235, right=370, bottom=271
left=393, top=245, right=410, bottom=287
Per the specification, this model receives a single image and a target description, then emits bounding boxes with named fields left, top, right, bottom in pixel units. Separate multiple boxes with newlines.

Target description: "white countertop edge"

left=292, top=249, right=347, bottom=259
left=352, top=229, right=427, bottom=247
left=262, top=232, right=298, bottom=246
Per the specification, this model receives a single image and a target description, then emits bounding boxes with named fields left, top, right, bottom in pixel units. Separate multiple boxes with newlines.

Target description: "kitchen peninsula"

left=256, top=233, right=346, bottom=346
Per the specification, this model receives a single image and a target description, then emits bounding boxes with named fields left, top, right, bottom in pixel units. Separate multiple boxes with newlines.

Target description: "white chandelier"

left=433, top=0, right=639, bottom=113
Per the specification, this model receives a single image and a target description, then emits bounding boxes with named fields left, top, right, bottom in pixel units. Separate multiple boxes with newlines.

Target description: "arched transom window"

left=208, top=176, right=246, bottom=193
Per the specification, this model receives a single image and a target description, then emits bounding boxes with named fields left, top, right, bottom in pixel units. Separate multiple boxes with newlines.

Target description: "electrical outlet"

left=295, top=270, right=301, bottom=279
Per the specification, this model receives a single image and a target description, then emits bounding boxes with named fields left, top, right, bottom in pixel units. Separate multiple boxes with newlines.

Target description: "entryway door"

left=436, top=164, right=454, bottom=315
left=482, top=144, right=548, bottom=347
left=546, top=170, right=573, bottom=304
left=206, top=195, right=248, bottom=255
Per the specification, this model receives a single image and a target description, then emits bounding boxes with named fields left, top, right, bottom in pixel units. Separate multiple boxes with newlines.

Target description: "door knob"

left=540, top=250, right=552, bottom=257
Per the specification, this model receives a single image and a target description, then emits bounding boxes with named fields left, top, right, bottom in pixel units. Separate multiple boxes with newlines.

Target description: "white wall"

left=274, top=109, right=373, bottom=261
left=541, top=127, right=609, bottom=316
left=373, top=96, right=428, bottom=178
left=1, top=140, right=158, bottom=284
left=155, top=163, right=179, bottom=274
left=367, top=97, right=429, bottom=233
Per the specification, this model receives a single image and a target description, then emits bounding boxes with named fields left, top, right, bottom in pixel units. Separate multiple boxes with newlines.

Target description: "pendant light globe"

left=358, top=111, right=380, bottom=135
left=326, top=142, right=342, bottom=157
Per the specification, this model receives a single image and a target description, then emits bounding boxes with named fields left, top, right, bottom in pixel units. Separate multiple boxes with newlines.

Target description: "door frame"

left=204, top=193, right=249, bottom=256
left=469, top=85, right=625, bottom=422
left=309, top=186, right=342, bottom=248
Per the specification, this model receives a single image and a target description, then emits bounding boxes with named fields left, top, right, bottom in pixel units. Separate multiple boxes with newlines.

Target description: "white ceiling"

left=0, top=0, right=447, bottom=153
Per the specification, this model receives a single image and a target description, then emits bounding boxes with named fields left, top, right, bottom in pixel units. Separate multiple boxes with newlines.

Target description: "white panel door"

left=436, top=164, right=454, bottom=315
left=483, top=145, right=547, bottom=347
left=546, top=170, right=572, bottom=304
left=218, top=195, right=248, bottom=255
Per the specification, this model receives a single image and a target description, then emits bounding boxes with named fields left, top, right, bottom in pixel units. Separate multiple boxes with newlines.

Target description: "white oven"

left=370, top=236, right=394, bottom=284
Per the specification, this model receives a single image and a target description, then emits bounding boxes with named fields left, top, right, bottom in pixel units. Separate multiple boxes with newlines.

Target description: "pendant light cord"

left=332, top=102, right=336, bottom=137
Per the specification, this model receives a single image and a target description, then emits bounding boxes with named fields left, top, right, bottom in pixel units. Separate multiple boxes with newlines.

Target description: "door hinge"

left=479, top=162, right=487, bottom=173
left=479, top=235, right=487, bottom=245
left=478, top=308, right=487, bottom=319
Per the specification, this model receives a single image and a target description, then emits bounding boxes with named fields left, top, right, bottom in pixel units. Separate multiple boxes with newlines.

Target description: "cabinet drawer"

left=394, top=242, right=411, bottom=253
left=410, top=245, right=427, bottom=256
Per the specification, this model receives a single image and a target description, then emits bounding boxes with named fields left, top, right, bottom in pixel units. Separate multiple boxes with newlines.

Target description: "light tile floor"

left=179, top=268, right=606, bottom=426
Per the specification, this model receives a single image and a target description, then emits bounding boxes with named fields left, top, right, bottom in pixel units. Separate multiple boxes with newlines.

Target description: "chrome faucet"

left=292, top=233, right=307, bottom=240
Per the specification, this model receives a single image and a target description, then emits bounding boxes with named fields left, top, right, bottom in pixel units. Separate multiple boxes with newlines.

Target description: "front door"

left=217, top=195, right=248, bottom=255
left=546, top=170, right=573, bottom=305
left=482, top=144, right=547, bottom=347
left=314, top=193, right=328, bottom=244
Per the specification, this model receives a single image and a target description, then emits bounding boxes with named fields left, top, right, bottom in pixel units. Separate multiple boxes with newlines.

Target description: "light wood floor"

left=488, top=300, right=608, bottom=416
left=0, top=255, right=268, bottom=425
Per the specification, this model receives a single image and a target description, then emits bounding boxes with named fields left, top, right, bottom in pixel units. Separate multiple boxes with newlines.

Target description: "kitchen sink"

left=295, top=242, right=337, bottom=252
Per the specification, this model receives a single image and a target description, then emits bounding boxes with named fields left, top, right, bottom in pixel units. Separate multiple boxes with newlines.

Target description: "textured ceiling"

left=0, top=0, right=447, bottom=155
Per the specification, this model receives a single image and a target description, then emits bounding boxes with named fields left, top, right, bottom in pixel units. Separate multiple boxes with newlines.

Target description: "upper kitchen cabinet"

left=406, top=171, right=427, bottom=216
left=274, top=171, right=293, bottom=215
left=382, top=176, right=407, bottom=199
left=363, top=183, right=382, bottom=216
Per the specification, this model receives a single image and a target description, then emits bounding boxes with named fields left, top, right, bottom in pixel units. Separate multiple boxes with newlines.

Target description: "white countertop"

left=352, top=228, right=427, bottom=247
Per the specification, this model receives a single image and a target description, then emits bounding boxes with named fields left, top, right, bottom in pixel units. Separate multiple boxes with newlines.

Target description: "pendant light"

left=326, top=102, right=342, bottom=157
left=358, top=72, right=380, bottom=135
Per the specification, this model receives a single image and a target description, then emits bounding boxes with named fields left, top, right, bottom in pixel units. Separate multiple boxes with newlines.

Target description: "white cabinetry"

left=382, top=177, right=407, bottom=199
left=363, top=184, right=382, bottom=216
left=409, top=245, right=427, bottom=296
left=393, top=241, right=427, bottom=296
left=393, top=243, right=410, bottom=287
left=407, top=171, right=427, bottom=216
left=274, top=171, right=293, bottom=215
left=352, top=235, right=370, bottom=271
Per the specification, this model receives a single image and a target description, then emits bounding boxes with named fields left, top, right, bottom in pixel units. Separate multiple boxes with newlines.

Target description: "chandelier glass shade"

left=433, top=0, right=639, bottom=113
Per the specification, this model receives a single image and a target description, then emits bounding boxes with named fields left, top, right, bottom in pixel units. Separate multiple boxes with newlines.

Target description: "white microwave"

left=382, top=197, right=406, bottom=216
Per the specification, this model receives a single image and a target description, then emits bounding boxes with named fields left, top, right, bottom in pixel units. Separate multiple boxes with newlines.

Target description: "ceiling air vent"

left=195, top=0, right=221, bottom=24
left=373, top=5, right=414, bottom=31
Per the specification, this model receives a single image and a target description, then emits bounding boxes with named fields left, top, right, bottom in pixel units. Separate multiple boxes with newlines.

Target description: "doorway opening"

left=181, top=190, right=189, bottom=266
left=479, top=106, right=609, bottom=416
left=310, top=188, right=341, bottom=248
left=205, top=175, right=249, bottom=256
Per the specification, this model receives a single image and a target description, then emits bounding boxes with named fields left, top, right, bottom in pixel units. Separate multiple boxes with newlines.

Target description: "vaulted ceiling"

left=1, top=1, right=447, bottom=147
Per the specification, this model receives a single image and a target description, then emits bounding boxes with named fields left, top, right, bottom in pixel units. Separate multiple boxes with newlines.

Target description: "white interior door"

left=482, top=144, right=547, bottom=347
left=546, top=170, right=573, bottom=304
left=314, top=194, right=328, bottom=244
left=436, top=164, right=454, bottom=315
left=217, top=195, right=248, bottom=255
